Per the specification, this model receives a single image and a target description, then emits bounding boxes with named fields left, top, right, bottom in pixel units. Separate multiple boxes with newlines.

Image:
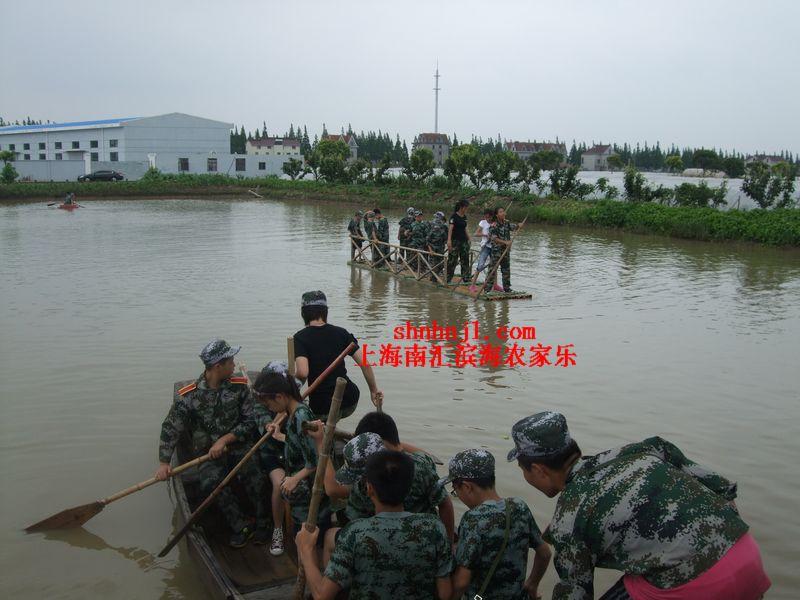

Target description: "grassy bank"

left=2, top=177, right=799, bottom=246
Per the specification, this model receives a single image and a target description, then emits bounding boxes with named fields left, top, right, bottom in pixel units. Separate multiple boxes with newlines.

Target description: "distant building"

left=0, top=112, right=290, bottom=181
left=505, top=141, right=567, bottom=162
left=246, top=137, right=301, bottom=157
left=581, top=144, right=617, bottom=171
left=745, top=154, right=786, bottom=167
left=322, top=134, right=359, bottom=161
left=413, top=132, right=451, bottom=166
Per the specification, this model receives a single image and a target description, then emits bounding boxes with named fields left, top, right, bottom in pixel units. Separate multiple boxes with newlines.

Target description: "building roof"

left=248, top=137, right=300, bottom=148
left=582, top=144, right=613, bottom=155
left=505, top=141, right=566, bottom=153
left=0, top=117, right=140, bottom=135
left=322, top=134, right=357, bottom=146
left=415, top=133, right=450, bottom=145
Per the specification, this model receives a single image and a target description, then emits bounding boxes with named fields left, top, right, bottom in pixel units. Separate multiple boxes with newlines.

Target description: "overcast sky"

left=3, top=0, right=798, bottom=154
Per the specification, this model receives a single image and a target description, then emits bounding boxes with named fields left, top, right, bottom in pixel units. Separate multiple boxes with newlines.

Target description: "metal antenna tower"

left=434, top=63, right=441, bottom=133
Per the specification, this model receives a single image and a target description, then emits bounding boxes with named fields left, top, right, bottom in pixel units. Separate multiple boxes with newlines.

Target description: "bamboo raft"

left=348, top=235, right=532, bottom=301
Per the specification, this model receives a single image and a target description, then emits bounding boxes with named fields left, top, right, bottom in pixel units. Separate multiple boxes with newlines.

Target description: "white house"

left=581, top=144, right=617, bottom=171
left=413, top=133, right=451, bottom=166
left=246, top=137, right=301, bottom=157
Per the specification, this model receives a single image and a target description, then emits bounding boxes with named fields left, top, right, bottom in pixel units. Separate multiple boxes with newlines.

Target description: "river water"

left=1, top=197, right=798, bottom=599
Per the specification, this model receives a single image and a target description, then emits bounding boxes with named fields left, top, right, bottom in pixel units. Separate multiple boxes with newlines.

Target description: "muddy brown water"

left=1, top=197, right=798, bottom=598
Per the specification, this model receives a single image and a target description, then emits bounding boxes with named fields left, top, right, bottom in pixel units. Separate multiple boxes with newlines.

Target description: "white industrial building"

left=0, top=112, right=290, bottom=181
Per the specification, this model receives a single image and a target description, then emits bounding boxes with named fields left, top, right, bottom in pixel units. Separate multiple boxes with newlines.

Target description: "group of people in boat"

left=348, top=199, right=523, bottom=294
left=155, top=290, right=770, bottom=600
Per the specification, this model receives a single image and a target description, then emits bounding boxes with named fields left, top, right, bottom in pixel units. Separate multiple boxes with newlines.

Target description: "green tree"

left=607, top=154, right=624, bottom=172
left=347, top=158, right=372, bottom=184
left=673, top=181, right=728, bottom=208
left=484, top=150, right=518, bottom=190
left=404, top=148, right=436, bottom=183
left=665, top=154, right=684, bottom=174
left=692, top=149, right=721, bottom=172
left=0, top=150, right=18, bottom=184
left=722, top=156, right=745, bottom=178
left=282, top=158, right=305, bottom=180
left=446, top=144, right=488, bottom=189
left=530, top=149, right=562, bottom=171
left=549, top=165, right=582, bottom=197
left=374, top=153, right=393, bottom=185
left=623, top=165, right=672, bottom=203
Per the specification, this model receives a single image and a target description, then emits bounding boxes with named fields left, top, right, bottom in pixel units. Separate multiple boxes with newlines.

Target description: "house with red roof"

left=581, top=144, right=617, bottom=171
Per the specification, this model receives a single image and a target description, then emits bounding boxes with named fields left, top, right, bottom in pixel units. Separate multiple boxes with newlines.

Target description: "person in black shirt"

left=447, top=199, right=471, bottom=284
left=293, top=290, right=383, bottom=420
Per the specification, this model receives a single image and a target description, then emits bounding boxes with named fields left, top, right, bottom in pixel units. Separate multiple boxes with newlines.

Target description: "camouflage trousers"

left=197, top=448, right=267, bottom=533
left=484, top=249, right=511, bottom=290
left=447, top=239, right=471, bottom=283
left=373, top=239, right=390, bottom=268
left=350, top=236, right=364, bottom=260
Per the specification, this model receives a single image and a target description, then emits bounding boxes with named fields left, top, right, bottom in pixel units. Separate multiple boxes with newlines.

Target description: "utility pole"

left=434, top=63, right=441, bottom=133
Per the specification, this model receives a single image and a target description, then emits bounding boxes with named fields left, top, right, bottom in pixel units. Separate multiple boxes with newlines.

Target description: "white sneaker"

left=269, top=527, right=284, bottom=556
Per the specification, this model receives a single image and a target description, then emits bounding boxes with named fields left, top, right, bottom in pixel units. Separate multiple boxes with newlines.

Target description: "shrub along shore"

left=1, top=176, right=799, bottom=247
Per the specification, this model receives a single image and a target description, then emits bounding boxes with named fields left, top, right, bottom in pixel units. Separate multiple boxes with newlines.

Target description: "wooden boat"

left=169, top=377, right=297, bottom=600
left=58, top=203, right=79, bottom=210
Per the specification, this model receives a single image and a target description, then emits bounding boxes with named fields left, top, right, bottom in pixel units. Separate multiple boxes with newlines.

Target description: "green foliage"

left=673, top=181, right=728, bottom=208
left=665, top=154, right=683, bottom=174
left=529, top=150, right=562, bottom=171
left=445, top=144, right=488, bottom=189
left=282, top=158, right=305, bottom=181
left=596, top=177, right=620, bottom=200
left=404, top=148, right=436, bottom=183
left=606, top=154, right=624, bottom=171
left=484, top=150, right=518, bottom=190
left=0, top=150, right=15, bottom=163
left=741, top=162, right=797, bottom=209
left=1, top=161, right=18, bottom=184
left=692, top=149, right=721, bottom=172
left=549, top=165, right=582, bottom=197
left=374, top=153, right=393, bottom=185
left=347, top=158, right=373, bottom=184
left=722, top=156, right=745, bottom=178
left=623, top=165, right=672, bottom=203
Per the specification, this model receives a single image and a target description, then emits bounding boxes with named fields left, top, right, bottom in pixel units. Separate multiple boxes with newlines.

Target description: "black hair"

left=455, top=475, right=496, bottom=490
left=454, top=199, right=469, bottom=213
left=301, top=305, right=328, bottom=325
left=492, top=206, right=503, bottom=220
left=373, top=208, right=381, bottom=215
left=483, top=208, right=493, bottom=216
left=253, top=369, right=302, bottom=402
left=355, top=412, right=400, bottom=445
left=517, top=440, right=581, bottom=471
left=365, top=450, right=413, bottom=506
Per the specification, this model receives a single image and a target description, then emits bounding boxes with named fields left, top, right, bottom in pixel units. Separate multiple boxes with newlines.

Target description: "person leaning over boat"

left=252, top=361, right=331, bottom=540
left=441, top=448, right=551, bottom=600
left=296, top=450, right=454, bottom=600
left=372, top=208, right=390, bottom=268
left=363, top=211, right=375, bottom=265
left=446, top=199, right=471, bottom=284
left=347, top=210, right=364, bottom=261
left=484, top=206, right=520, bottom=293
left=408, top=209, right=429, bottom=273
left=293, top=290, right=383, bottom=421
left=155, top=339, right=268, bottom=548
left=509, top=412, right=771, bottom=600
left=426, top=211, right=448, bottom=282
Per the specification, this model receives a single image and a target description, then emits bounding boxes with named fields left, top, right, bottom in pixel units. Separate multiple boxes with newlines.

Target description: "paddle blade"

left=25, top=501, right=105, bottom=533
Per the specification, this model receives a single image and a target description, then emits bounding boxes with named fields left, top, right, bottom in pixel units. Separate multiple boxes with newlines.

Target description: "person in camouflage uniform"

left=347, top=210, right=364, bottom=261
left=441, top=448, right=551, bottom=600
left=252, top=360, right=330, bottom=537
left=408, top=209, right=430, bottom=273
left=363, top=211, right=375, bottom=265
left=397, top=206, right=415, bottom=263
left=446, top=199, right=471, bottom=284
left=509, top=412, right=771, bottom=600
left=156, top=339, right=267, bottom=547
left=426, top=211, right=448, bottom=282
left=484, top=206, right=520, bottom=293
left=371, top=208, right=390, bottom=268
left=295, top=450, right=454, bottom=600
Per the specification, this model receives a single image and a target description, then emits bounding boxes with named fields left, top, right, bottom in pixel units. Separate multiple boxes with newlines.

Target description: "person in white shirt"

left=469, top=209, right=494, bottom=290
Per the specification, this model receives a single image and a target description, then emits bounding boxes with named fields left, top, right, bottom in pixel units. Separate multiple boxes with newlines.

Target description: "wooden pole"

left=292, top=377, right=347, bottom=599
left=287, top=337, right=296, bottom=378
left=472, top=214, right=528, bottom=299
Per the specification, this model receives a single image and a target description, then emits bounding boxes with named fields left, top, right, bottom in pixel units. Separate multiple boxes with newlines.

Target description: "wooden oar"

left=293, top=377, right=347, bottom=600
left=24, top=450, right=223, bottom=533
left=157, top=341, right=356, bottom=557
left=470, top=214, right=528, bottom=300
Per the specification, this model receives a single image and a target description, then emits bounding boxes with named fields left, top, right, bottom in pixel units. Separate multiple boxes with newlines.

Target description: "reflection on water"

left=1, top=198, right=798, bottom=599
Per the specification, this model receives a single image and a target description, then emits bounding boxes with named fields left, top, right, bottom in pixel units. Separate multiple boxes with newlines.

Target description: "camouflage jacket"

left=324, top=511, right=454, bottom=598
left=283, top=403, right=325, bottom=522
left=158, top=374, right=254, bottom=463
left=426, top=220, right=448, bottom=252
left=364, top=220, right=374, bottom=239
left=347, top=218, right=363, bottom=238
left=456, top=497, right=543, bottom=600
left=398, top=216, right=414, bottom=242
left=346, top=451, right=448, bottom=520
left=410, top=220, right=430, bottom=248
left=253, top=402, right=285, bottom=456
left=545, top=437, right=748, bottom=599
left=489, top=220, right=518, bottom=248
left=374, top=217, right=389, bottom=242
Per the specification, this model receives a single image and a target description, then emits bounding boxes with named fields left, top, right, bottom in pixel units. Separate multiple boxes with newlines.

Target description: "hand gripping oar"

left=158, top=341, right=356, bottom=557
left=24, top=450, right=224, bottom=533
left=471, top=214, right=528, bottom=300
left=292, top=377, right=347, bottom=600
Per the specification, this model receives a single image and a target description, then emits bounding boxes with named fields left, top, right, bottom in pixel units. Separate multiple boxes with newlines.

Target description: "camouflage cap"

left=507, top=411, right=572, bottom=461
left=414, top=209, right=423, bottom=217
left=335, top=432, right=384, bottom=485
left=301, top=290, right=327, bottom=307
left=355, top=210, right=363, bottom=217
left=406, top=206, right=415, bottom=216
left=437, top=448, right=495, bottom=487
left=365, top=210, right=375, bottom=218
left=199, top=339, right=241, bottom=367
left=434, top=210, right=445, bottom=221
